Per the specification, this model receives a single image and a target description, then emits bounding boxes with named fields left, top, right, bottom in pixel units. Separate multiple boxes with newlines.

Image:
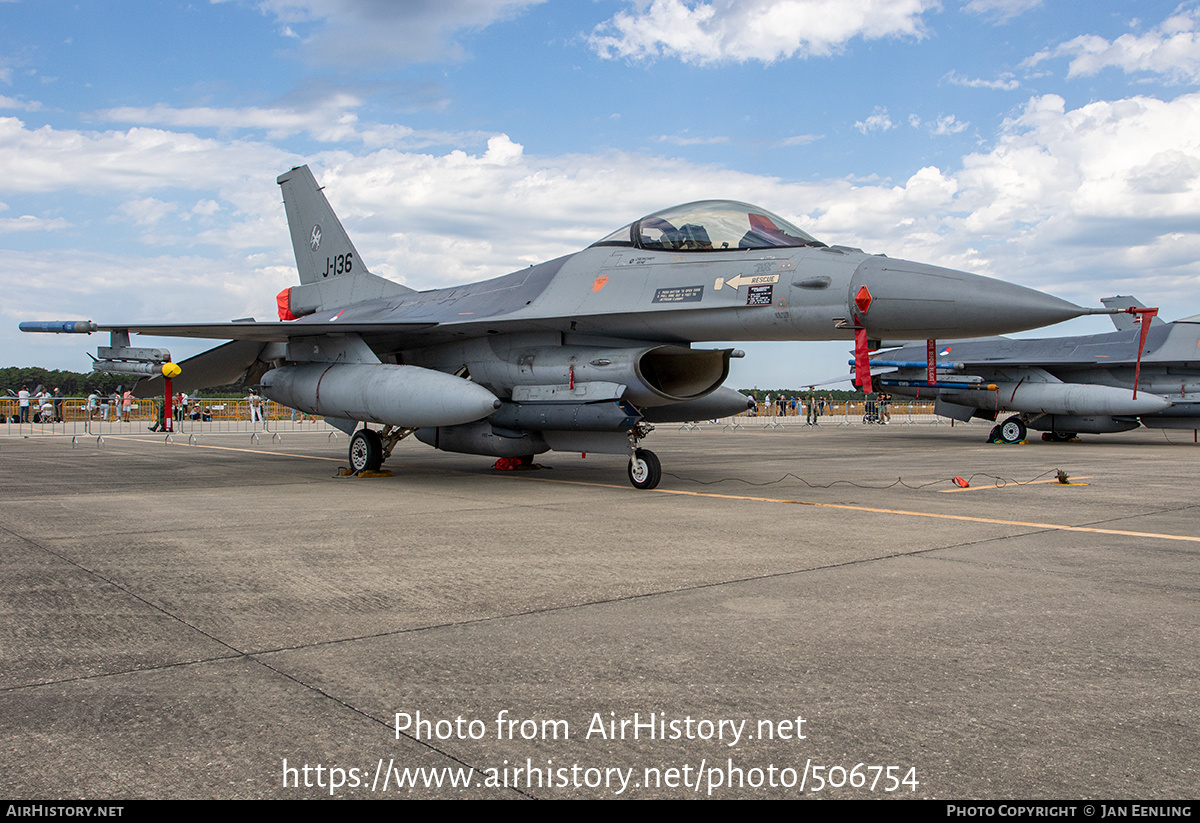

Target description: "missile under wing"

left=871, top=300, right=1200, bottom=443
left=22, top=165, right=1107, bottom=487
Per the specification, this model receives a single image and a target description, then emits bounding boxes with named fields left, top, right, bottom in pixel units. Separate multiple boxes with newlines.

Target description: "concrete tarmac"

left=1, top=422, right=1197, bottom=799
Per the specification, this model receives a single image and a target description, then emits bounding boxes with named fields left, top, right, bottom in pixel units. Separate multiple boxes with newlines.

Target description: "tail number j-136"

left=323, top=253, right=353, bottom=277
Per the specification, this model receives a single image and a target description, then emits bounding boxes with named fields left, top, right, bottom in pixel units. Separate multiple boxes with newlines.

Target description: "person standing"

left=33, top=386, right=48, bottom=422
left=17, top=386, right=30, bottom=423
left=247, top=389, right=265, bottom=427
left=148, top=396, right=167, bottom=432
left=120, top=387, right=133, bottom=422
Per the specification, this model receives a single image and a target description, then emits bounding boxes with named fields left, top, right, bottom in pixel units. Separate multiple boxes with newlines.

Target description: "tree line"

left=3, top=365, right=860, bottom=401
left=0, top=366, right=243, bottom=396
left=740, top=388, right=862, bottom=402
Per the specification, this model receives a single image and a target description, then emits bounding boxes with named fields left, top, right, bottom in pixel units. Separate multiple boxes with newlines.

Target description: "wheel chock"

left=336, top=468, right=393, bottom=478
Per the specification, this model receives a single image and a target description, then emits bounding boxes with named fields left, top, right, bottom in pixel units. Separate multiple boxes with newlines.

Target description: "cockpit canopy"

left=593, top=200, right=823, bottom=252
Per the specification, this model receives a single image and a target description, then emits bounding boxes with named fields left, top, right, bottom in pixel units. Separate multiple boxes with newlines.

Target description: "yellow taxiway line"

left=106, top=434, right=345, bottom=461
left=518, top=474, right=1200, bottom=544
left=107, top=436, right=1200, bottom=544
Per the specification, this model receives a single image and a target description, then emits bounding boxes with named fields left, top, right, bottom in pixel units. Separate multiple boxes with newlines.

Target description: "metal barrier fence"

left=677, top=401, right=947, bottom=431
left=0, top=396, right=948, bottom=439
left=0, top=396, right=339, bottom=438
left=739, top=401, right=941, bottom=424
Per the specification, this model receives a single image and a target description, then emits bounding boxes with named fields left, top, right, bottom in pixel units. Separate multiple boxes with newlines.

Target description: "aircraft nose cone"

left=849, top=257, right=1086, bottom=338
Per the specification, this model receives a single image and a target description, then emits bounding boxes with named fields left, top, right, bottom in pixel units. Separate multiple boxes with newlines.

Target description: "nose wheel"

left=628, top=448, right=661, bottom=490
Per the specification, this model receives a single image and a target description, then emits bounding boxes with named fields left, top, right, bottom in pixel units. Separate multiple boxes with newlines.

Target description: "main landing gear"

left=349, top=425, right=414, bottom=473
left=988, top=415, right=1027, bottom=445
left=349, top=429, right=383, bottom=472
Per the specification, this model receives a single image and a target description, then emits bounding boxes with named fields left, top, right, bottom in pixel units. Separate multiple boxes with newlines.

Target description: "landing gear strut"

left=626, top=422, right=660, bottom=490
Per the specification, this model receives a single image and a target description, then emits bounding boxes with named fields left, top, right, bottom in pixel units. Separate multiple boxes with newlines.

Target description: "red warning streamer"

left=855, top=328, right=872, bottom=394
left=1126, top=307, right=1159, bottom=399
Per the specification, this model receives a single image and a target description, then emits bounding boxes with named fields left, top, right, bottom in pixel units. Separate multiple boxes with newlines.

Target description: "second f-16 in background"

left=871, top=297, right=1200, bottom=443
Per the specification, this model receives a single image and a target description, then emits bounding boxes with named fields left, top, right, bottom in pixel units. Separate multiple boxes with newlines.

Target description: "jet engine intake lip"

left=634, top=345, right=731, bottom=402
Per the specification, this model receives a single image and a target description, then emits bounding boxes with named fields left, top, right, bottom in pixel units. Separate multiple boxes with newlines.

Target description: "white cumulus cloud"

left=944, top=70, right=1019, bottom=90
left=588, top=0, right=935, bottom=64
left=930, top=114, right=969, bottom=135
left=963, top=0, right=1041, bottom=24
left=854, top=106, right=895, bottom=134
left=1026, top=8, right=1200, bottom=83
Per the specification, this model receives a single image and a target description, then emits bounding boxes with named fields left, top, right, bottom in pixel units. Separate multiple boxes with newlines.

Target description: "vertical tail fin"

left=277, top=165, right=368, bottom=285
left=1101, top=296, right=1164, bottom=331
left=275, top=165, right=414, bottom=316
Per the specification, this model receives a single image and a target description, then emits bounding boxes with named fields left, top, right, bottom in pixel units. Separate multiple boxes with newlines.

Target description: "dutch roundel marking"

left=309, top=224, right=322, bottom=252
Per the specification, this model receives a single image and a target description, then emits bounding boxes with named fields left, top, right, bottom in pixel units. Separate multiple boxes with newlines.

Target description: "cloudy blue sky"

left=6, top=0, right=1200, bottom=388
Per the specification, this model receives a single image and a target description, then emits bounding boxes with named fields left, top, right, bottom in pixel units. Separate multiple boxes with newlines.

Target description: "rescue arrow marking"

left=713, top=273, right=780, bottom=291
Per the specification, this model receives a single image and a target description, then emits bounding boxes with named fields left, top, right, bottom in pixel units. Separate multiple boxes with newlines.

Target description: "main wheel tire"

left=998, top=416, right=1027, bottom=444
left=627, top=448, right=662, bottom=490
left=349, top=428, right=383, bottom=473
left=1051, top=431, right=1076, bottom=442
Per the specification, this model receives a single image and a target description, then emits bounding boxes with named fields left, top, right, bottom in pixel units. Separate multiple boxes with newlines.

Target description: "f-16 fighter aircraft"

left=868, top=297, right=1200, bottom=443
left=22, top=166, right=1112, bottom=488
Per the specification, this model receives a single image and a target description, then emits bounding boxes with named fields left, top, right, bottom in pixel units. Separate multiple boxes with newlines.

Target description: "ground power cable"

left=661, top=468, right=1068, bottom=491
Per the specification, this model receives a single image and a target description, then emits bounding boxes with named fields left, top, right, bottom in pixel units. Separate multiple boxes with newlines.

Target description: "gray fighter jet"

left=23, top=165, right=1111, bottom=487
left=869, top=297, right=1200, bottom=443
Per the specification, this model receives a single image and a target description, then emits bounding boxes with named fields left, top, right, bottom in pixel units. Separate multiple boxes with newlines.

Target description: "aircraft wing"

left=874, top=328, right=1164, bottom=369
left=18, top=320, right=438, bottom=342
